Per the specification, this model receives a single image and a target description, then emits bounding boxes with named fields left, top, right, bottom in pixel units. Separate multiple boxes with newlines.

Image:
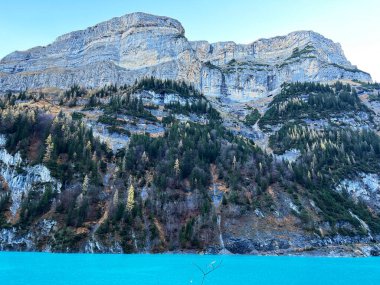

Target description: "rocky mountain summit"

left=0, top=12, right=371, bottom=101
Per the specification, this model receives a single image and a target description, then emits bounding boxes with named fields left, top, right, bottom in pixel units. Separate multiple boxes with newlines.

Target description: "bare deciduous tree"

left=194, top=260, right=222, bottom=285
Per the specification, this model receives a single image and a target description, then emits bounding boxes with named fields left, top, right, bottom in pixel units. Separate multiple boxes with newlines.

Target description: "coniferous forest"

left=0, top=79, right=380, bottom=253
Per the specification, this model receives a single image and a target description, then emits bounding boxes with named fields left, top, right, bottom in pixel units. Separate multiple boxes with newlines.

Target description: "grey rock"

left=0, top=135, right=61, bottom=215
left=370, top=245, right=380, bottom=256
left=0, top=13, right=371, bottom=102
left=336, top=173, right=380, bottom=213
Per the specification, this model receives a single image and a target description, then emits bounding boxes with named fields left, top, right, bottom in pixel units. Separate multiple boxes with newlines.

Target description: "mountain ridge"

left=0, top=13, right=371, bottom=100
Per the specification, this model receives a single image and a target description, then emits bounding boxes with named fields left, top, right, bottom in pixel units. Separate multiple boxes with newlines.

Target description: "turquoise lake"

left=0, top=252, right=379, bottom=285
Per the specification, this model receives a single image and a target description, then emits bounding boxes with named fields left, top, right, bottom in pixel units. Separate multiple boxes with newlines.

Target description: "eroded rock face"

left=0, top=13, right=372, bottom=101
left=194, top=31, right=371, bottom=101
left=336, top=173, right=380, bottom=212
left=0, top=135, right=61, bottom=215
left=0, top=13, right=200, bottom=90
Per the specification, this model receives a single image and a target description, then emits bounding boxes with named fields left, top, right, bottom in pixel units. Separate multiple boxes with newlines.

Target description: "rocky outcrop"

left=0, top=135, right=61, bottom=216
left=0, top=13, right=200, bottom=92
left=336, top=173, right=380, bottom=213
left=0, top=13, right=372, bottom=101
left=221, top=235, right=380, bottom=256
left=194, top=31, right=371, bottom=101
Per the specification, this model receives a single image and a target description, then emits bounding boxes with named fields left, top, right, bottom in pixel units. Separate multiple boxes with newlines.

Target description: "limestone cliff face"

left=193, top=31, right=371, bottom=101
left=0, top=13, right=371, bottom=101
left=0, top=13, right=200, bottom=91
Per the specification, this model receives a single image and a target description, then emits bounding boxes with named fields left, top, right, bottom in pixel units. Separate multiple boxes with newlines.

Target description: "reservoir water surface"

left=1, top=252, right=379, bottom=285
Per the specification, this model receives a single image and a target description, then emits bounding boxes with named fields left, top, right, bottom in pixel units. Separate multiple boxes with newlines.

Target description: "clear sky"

left=1, top=0, right=379, bottom=81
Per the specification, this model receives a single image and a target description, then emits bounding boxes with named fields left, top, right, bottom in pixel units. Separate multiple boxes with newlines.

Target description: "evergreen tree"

left=141, top=151, right=149, bottom=163
left=113, top=189, right=119, bottom=206
left=82, top=175, right=89, bottom=195
left=174, top=158, right=180, bottom=176
left=43, top=135, right=54, bottom=163
left=126, top=183, right=135, bottom=212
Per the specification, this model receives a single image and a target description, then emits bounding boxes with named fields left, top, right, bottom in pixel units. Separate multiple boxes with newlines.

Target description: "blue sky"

left=1, top=0, right=379, bottom=81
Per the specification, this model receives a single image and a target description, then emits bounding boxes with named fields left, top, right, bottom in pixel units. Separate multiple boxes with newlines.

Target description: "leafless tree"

left=194, top=260, right=223, bottom=285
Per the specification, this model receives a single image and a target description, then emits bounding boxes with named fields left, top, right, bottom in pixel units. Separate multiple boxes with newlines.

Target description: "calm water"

left=1, top=252, right=380, bottom=285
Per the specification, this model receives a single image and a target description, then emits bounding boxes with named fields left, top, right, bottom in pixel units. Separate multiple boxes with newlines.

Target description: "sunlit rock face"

left=193, top=31, right=371, bottom=101
left=336, top=173, right=380, bottom=213
left=0, top=13, right=199, bottom=90
left=0, top=135, right=61, bottom=216
left=0, top=13, right=371, bottom=101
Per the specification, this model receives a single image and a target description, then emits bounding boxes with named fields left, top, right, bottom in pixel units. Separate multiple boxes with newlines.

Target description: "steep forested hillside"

left=0, top=79, right=380, bottom=256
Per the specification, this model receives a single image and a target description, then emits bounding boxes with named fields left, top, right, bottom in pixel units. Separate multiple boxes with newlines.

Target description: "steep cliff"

left=0, top=13, right=371, bottom=101
left=193, top=31, right=371, bottom=101
left=0, top=13, right=200, bottom=92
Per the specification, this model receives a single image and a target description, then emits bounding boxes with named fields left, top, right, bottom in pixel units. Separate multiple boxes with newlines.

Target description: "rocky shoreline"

left=1, top=224, right=379, bottom=257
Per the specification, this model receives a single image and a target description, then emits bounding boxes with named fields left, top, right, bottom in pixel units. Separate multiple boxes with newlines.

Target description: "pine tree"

left=121, top=155, right=127, bottom=172
left=141, top=151, right=149, bottom=163
left=113, top=189, right=119, bottom=206
left=92, top=151, right=97, bottom=162
left=174, top=158, right=180, bottom=176
left=82, top=174, right=89, bottom=195
left=86, top=141, right=92, bottom=152
left=126, top=183, right=135, bottom=212
left=43, top=135, right=54, bottom=163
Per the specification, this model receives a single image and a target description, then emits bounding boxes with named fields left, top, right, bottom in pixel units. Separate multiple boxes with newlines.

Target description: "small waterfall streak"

left=132, top=229, right=138, bottom=251
left=217, top=214, right=225, bottom=249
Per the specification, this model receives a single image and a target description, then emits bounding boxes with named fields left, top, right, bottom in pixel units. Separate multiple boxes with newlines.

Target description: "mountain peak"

left=55, top=12, right=185, bottom=43
left=0, top=13, right=371, bottom=97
